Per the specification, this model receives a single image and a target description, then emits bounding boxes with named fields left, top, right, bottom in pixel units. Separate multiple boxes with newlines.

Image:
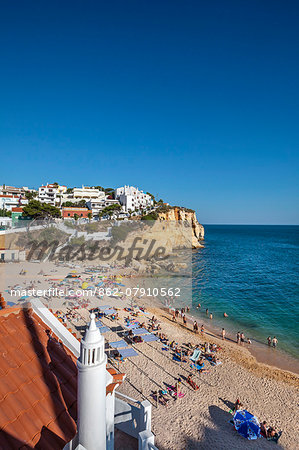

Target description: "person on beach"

left=183, top=314, right=187, bottom=325
left=197, top=303, right=201, bottom=308
left=206, top=308, right=208, bottom=315
left=209, top=313, right=213, bottom=320
left=172, top=310, right=176, bottom=322
left=186, top=306, right=190, bottom=312
left=272, top=336, right=278, bottom=348
left=223, top=312, right=228, bottom=317
left=187, top=374, right=199, bottom=390
left=247, top=338, right=252, bottom=344
left=233, top=398, right=243, bottom=412
left=240, top=332, right=245, bottom=343
left=193, top=321, right=198, bottom=333
left=200, top=324, right=204, bottom=336
left=267, top=336, right=272, bottom=346
left=267, top=426, right=283, bottom=442
left=237, top=332, right=241, bottom=344
left=260, top=421, right=268, bottom=437
left=221, top=328, right=226, bottom=340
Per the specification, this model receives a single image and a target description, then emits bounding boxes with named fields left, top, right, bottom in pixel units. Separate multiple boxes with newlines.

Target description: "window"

left=1, top=254, right=4, bottom=261
left=11, top=253, right=15, bottom=261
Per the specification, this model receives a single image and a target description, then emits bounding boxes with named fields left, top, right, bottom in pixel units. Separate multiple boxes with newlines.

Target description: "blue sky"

left=0, top=0, right=298, bottom=224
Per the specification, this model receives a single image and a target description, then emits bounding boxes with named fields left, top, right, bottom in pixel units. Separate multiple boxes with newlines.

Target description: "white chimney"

left=77, top=313, right=107, bottom=450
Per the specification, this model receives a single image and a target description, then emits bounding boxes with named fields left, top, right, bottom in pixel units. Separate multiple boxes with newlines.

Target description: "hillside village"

left=0, top=183, right=163, bottom=227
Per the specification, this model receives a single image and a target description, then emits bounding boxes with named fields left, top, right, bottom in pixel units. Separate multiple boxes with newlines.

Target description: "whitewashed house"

left=114, top=186, right=153, bottom=213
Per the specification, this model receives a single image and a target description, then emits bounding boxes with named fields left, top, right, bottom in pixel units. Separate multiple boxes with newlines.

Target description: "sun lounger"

left=103, top=309, right=117, bottom=315
left=132, top=328, right=150, bottom=336
left=124, top=323, right=139, bottom=329
left=110, top=340, right=128, bottom=349
left=98, top=326, right=110, bottom=334
left=142, top=334, right=159, bottom=342
left=119, top=348, right=138, bottom=358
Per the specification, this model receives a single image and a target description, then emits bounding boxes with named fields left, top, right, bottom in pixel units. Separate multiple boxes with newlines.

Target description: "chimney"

left=0, top=293, right=6, bottom=309
left=77, top=313, right=107, bottom=449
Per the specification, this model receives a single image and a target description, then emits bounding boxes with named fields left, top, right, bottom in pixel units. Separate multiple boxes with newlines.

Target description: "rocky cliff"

left=155, top=207, right=204, bottom=249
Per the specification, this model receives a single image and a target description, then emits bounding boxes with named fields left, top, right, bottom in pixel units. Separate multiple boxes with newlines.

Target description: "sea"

left=191, top=225, right=299, bottom=366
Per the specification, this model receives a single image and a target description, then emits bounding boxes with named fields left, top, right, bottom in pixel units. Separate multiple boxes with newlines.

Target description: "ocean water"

left=191, top=225, right=299, bottom=360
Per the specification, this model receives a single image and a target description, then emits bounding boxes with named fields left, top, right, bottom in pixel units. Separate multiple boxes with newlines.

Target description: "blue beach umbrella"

left=18, top=295, right=30, bottom=301
left=233, top=410, right=261, bottom=440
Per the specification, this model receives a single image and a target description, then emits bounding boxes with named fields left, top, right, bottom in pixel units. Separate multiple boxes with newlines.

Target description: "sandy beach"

left=1, top=261, right=298, bottom=449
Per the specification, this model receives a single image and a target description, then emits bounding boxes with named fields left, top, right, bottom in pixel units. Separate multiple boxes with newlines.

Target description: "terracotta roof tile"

left=0, top=308, right=78, bottom=449
left=0, top=307, right=127, bottom=449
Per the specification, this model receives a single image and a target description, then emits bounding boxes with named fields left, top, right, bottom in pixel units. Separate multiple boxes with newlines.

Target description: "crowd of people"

left=170, top=305, right=278, bottom=350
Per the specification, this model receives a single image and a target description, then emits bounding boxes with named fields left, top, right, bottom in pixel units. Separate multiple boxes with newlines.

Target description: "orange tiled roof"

left=0, top=307, right=125, bottom=449
left=0, top=307, right=77, bottom=449
left=11, top=207, right=23, bottom=212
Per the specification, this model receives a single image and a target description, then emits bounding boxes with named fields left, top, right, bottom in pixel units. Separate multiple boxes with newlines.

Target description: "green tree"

left=25, top=191, right=38, bottom=200
left=0, top=208, right=12, bottom=217
left=146, top=192, right=155, bottom=201
left=73, top=213, right=79, bottom=221
left=22, top=200, right=61, bottom=219
left=87, top=212, right=92, bottom=222
left=99, top=204, right=121, bottom=218
left=93, top=186, right=105, bottom=191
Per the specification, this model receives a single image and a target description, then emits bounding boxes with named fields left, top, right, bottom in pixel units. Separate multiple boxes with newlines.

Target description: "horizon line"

left=202, top=223, right=299, bottom=226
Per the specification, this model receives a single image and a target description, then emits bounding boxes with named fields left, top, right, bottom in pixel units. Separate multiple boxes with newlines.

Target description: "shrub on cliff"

left=141, top=211, right=158, bottom=221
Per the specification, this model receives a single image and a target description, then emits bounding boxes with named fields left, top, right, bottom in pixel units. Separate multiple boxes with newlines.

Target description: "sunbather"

left=233, top=398, right=243, bottom=412
left=187, top=374, right=199, bottom=390
left=260, top=421, right=268, bottom=437
left=267, top=427, right=282, bottom=442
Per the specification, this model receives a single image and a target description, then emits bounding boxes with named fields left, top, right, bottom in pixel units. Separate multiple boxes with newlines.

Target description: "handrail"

left=148, top=444, right=158, bottom=450
left=115, top=390, right=141, bottom=405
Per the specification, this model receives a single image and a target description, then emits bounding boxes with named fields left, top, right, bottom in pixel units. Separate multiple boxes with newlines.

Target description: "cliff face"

left=156, top=207, right=204, bottom=249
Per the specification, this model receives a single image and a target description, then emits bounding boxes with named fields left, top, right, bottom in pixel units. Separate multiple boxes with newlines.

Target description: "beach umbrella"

left=233, top=410, right=261, bottom=440
left=81, top=282, right=88, bottom=289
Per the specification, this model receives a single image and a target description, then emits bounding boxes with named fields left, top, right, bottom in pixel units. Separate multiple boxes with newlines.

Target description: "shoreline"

left=128, top=273, right=299, bottom=378
left=1, top=261, right=299, bottom=448
left=184, top=307, right=299, bottom=376
left=127, top=286, right=299, bottom=386
left=1, top=262, right=299, bottom=377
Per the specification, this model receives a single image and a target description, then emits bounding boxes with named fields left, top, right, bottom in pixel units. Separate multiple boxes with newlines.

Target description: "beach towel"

left=167, top=386, right=185, bottom=398
left=173, top=355, right=187, bottom=363
left=190, top=362, right=205, bottom=370
left=210, top=360, right=222, bottom=366
left=190, top=349, right=201, bottom=362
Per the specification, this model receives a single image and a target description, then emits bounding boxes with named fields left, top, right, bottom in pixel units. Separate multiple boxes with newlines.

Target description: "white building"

left=0, top=195, right=28, bottom=211
left=0, top=185, right=37, bottom=196
left=0, top=217, right=12, bottom=229
left=39, top=183, right=67, bottom=206
left=86, top=197, right=121, bottom=217
left=73, top=186, right=105, bottom=200
left=38, top=184, right=58, bottom=205
left=0, top=248, right=26, bottom=262
left=60, top=187, right=106, bottom=206
left=114, top=186, right=153, bottom=213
